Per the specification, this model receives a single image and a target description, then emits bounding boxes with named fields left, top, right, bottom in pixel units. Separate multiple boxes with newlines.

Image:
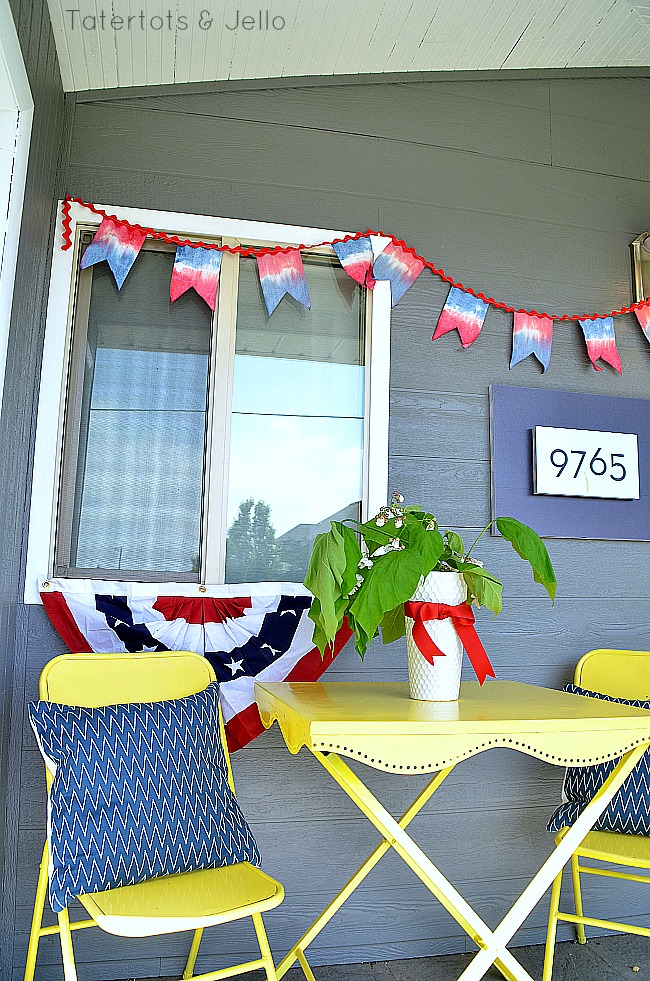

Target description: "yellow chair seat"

left=556, top=824, right=650, bottom=869
left=79, top=863, right=284, bottom=937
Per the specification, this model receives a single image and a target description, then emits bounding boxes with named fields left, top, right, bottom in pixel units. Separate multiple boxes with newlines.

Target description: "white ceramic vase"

left=405, top=571, right=467, bottom=701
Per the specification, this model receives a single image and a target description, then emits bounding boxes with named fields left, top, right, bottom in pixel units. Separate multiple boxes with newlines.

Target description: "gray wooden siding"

left=0, top=2, right=66, bottom=978
left=3, top=70, right=650, bottom=979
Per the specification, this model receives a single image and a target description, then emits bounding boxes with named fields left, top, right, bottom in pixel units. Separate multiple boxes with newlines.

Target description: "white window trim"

left=0, top=0, right=33, bottom=403
left=25, top=200, right=390, bottom=603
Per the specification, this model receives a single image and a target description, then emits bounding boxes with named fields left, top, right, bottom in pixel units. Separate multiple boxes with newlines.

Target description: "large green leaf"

left=446, top=530, right=465, bottom=557
left=358, top=516, right=402, bottom=554
left=304, top=527, right=348, bottom=641
left=345, top=608, right=372, bottom=660
left=349, top=549, right=422, bottom=647
left=331, top=521, right=362, bottom=595
left=462, top=568, right=503, bottom=616
left=496, top=516, right=557, bottom=602
left=408, top=522, right=445, bottom=577
left=308, top=599, right=331, bottom=657
left=380, top=605, right=406, bottom=644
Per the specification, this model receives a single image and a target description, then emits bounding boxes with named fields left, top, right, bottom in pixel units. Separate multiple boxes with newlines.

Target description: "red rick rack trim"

left=61, top=194, right=650, bottom=323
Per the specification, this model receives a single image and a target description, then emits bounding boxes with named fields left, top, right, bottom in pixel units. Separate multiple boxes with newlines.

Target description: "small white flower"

left=358, top=557, right=373, bottom=569
left=356, top=573, right=364, bottom=583
left=394, top=492, right=404, bottom=503
left=467, top=556, right=484, bottom=567
left=376, top=516, right=386, bottom=527
left=390, top=538, right=402, bottom=549
left=426, top=520, right=436, bottom=531
left=394, top=517, right=403, bottom=528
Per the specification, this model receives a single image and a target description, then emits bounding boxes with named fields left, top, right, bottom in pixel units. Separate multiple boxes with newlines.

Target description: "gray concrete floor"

left=154, top=936, right=650, bottom=981
left=277, top=936, right=650, bottom=980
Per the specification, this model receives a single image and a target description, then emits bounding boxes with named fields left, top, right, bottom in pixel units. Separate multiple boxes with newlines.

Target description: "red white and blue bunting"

left=40, top=579, right=351, bottom=753
left=63, top=196, right=650, bottom=375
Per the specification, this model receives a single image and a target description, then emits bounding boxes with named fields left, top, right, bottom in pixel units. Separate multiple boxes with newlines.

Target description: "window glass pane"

left=225, top=255, right=364, bottom=583
left=62, top=249, right=211, bottom=575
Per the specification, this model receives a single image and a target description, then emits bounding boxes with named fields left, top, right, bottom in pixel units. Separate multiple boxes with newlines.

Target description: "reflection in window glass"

left=63, top=250, right=211, bottom=575
left=225, top=255, right=365, bottom=583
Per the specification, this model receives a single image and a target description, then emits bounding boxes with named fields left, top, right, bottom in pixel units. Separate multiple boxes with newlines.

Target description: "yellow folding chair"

left=24, top=650, right=284, bottom=981
left=544, top=648, right=650, bottom=981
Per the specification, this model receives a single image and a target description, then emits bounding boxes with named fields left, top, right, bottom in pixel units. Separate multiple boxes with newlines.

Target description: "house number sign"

left=533, top=426, right=639, bottom=500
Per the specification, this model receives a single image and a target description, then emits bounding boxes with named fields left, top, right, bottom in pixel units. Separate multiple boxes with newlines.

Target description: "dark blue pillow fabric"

left=547, top=683, right=650, bottom=837
left=29, top=682, right=260, bottom=912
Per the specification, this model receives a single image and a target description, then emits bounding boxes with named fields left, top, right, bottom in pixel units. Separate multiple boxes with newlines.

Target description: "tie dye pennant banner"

left=257, top=249, right=311, bottom=316
left=170, top=245, right=222, bottom=310
left=510, top=313, right=553, bottom=372
left=66, top=199, right=650, bottom=372
left=635, top=306, right=650, bottom=343
left=80, top=218, right=147, bottom=289
left=578, top=317, right=622, bottom=374
left=372, top=242, right=425, bottom=306
left=331, top=236, right=376, bottom=289
left=433, top=287, right=489, bottom=348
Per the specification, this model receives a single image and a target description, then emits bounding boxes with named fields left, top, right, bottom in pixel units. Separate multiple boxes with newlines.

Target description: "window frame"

left=25, top=200, right=391, bottom=603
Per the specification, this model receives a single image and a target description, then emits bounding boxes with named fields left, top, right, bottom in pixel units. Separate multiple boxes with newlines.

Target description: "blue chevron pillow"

left=548, top=684, right=650, bottom=837
left=29, top=682, right=260, bottom=912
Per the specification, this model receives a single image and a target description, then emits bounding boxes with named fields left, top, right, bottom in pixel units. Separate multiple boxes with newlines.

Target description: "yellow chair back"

left=25, top=650, right=284, bottom=981
left=39, top=650, right=215, bottom=704
left=575, top=648, right=650, bottom=700
left=544, top=648, right=650, bottom=980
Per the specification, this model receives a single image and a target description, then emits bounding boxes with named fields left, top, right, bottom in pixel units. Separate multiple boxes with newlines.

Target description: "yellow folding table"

left=254, top=679, right=650, bottom=981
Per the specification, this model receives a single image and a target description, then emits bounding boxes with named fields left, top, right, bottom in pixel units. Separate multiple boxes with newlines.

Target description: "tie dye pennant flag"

left=578, top=317, right=622, bottom=373
left=80, top=218, right=147, bottom=290
left=433, top=287, right=489, bottom=348
left=634, top=305, right=650, bottom=343
left=257, top=250, right=311, bottom=316
left=331, top=236, right=376, bottom=289
left=372, top=242, right=425, bottom=307
left=510, top=312, right=553, bottom=372
left=170, top=245, right=222, bottom=310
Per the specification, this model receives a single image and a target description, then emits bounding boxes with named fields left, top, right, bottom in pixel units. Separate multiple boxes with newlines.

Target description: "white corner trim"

left=0, top=0, right=33, bottom=403
left=0, top=0, right=33, bottom=109
left=24, top=200, right=391, bottom=603
left=24, top=200, right=75, bottom=604
left=365, top=278, right=391, bottom=518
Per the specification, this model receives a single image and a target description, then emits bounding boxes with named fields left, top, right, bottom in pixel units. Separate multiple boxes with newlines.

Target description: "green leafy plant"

left=305, top=492, right=557, bottom=659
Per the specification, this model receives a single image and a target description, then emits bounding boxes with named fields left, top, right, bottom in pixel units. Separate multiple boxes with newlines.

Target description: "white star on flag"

left=226, top=658, right=244, bottom=676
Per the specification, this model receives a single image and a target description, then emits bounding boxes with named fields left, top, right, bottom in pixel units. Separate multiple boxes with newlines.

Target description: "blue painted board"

left=490, top=385, right=650, bottom=541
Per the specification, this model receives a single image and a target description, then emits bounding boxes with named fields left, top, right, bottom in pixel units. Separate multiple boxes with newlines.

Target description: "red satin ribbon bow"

left=403, top=601, right=496, bottom=686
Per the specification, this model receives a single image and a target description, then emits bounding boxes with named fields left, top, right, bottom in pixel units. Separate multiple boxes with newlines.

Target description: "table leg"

left=276, top=763, right=456, bottom=980
left=456, top=744, right=648, bottom=981
left=316, top=753, right=535, bottom=981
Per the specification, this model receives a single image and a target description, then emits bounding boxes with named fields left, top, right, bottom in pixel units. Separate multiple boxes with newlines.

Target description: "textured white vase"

left=405, top=571, right=467, bottom=701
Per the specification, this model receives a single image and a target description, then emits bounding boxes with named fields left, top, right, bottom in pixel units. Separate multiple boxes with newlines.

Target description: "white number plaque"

left=533, top=427, right=639, bottom=500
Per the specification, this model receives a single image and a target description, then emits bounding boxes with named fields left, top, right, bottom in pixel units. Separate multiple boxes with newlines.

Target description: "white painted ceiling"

left=46, top=0, right=650, bottom=93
